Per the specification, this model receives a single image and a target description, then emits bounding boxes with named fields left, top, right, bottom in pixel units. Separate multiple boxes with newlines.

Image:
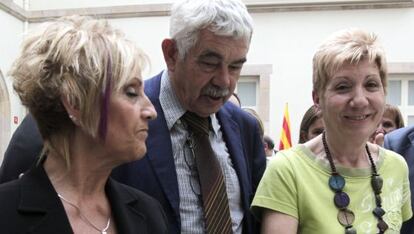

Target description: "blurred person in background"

left=263, top=135, right=275, bottom=158
left=243, top=107, right=265, bottom=138
left=298, top=105, right=324, bottom=143
left=371, top=103, right=405, bottom=145
left=380, top=103, right=405, bottom=133
left=263, top=135, right=276, bottom=165
left=228, top=92, right=241, bottom=107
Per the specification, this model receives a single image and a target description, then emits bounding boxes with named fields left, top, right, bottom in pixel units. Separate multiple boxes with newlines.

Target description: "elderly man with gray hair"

left=0, top=0, right=266, bottom=233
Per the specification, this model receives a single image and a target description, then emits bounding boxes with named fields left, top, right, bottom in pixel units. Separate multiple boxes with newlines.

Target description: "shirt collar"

left=159, top=71, right=186, bottom=130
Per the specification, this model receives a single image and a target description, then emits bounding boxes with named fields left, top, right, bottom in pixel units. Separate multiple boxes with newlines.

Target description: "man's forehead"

left=197, top=48, right=247, bottom=64
left=199, top=50, right=223, bottom=59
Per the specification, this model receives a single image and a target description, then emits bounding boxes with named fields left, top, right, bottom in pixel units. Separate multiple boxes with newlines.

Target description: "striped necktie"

left=182, top=112, right=233, bottom=234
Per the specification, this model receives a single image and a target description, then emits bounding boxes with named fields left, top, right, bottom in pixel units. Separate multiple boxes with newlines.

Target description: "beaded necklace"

left=322, top=132, right=388, bottom=234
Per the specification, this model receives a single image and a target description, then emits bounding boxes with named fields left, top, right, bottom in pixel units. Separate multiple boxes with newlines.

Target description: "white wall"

left=12, top=0, right=24, bottom=8
left=109, top=16, right=170, bottom=77
left=29, top=16, right=170, bottom=78
left=0, top=9, right=25, bottom=159
left=26, top=0, right=172, bottom=10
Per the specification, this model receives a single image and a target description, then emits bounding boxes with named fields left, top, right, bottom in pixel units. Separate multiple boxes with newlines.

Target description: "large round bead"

left=329, top=174, right=345, bottom=192
left=334, top=191, right=350, bottom=209
left=338, top=209, right=355, bottom=226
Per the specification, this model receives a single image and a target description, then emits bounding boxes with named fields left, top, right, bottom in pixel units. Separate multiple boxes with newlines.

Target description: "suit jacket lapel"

left=18, top=165, right=72, bottom=234
left=407, top=130, right=414, bottom=154
left=106, top=178, right=148, bottom=234
left=216, top=107, right=251, bottom=208
left=144, top=73, right=181, bottom=222
left=397, top=129, right=414, bottom=163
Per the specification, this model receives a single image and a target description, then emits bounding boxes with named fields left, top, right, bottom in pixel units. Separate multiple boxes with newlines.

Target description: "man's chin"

left=191, top=106, right=222, bottom=117
left=189, top=97, right=224, bottom=116
left=205, top=95, right=225, bottom=104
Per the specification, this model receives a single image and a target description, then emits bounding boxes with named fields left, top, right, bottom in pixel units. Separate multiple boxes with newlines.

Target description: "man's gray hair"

left=170, top=0, right=253, bottom=59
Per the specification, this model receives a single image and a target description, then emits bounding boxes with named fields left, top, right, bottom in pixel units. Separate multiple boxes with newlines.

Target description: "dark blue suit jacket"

left=0, top=114, right=43, bottom=183
left=384, top=126, right=414, bottom=234
left=0, top=72, right=267, bottom=234
left=112, top=72, right=266, bottom=233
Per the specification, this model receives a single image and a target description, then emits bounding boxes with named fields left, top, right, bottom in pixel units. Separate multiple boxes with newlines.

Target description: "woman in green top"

left=251, top=28, right=412, bottom=233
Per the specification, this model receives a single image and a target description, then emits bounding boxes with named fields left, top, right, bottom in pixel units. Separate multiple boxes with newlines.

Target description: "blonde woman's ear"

left=61, top=96, right=80, bottom=125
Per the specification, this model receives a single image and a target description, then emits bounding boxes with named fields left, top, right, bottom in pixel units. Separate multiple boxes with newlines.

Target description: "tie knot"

left=182, top=112, right=209, bottom=135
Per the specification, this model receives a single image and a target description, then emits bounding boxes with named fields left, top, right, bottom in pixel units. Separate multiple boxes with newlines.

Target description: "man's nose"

left=212, top=65, right=231, bottom=88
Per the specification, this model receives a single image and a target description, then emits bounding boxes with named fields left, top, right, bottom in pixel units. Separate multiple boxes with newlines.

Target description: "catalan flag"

left=279, top=103, right=292, bottom=150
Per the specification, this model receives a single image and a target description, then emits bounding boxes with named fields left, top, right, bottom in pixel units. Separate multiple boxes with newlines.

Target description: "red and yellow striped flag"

left=279, top=103, right=292, bottom=150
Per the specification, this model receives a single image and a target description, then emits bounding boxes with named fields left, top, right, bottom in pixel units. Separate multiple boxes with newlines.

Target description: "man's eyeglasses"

left=184, top=135, right=201, bottom=196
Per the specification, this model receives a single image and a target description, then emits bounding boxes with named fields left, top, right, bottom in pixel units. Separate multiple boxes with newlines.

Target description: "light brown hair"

left=313, top=28, right=387, bottom=96
left=298, top=105, right=322, bottom=143
left=384, top=103, right=405, bottom=129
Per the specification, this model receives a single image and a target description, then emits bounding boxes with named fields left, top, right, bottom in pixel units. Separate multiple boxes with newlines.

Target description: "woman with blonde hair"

left=252, top=29, right=412, bottom=233
left=0, top=15, right=167, bottom=233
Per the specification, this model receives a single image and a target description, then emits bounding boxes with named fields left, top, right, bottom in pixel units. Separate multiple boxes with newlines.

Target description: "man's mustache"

left=201, top=85, right=230, bottom=98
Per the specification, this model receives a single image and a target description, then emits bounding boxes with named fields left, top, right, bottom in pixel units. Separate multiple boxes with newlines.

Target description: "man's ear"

left=61, top=95, right=80, bottom=125
left=161, top=38, right=179, bottom=72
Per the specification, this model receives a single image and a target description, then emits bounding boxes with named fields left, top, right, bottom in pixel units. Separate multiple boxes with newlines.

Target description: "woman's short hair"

left=242, top=107, right=264, bottom=138
left=312, top=28, right=387, bottom=96
left=298, top=105, right=322, bottom=144
left=170, top=0, right=253, bottom=59
left=384, top=103, right=405, bottom=129
left=9, top=15, right=148, bottom=166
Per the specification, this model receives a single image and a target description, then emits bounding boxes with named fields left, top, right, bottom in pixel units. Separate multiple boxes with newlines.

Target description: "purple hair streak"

left=98, top=55, right=112, bottom=140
